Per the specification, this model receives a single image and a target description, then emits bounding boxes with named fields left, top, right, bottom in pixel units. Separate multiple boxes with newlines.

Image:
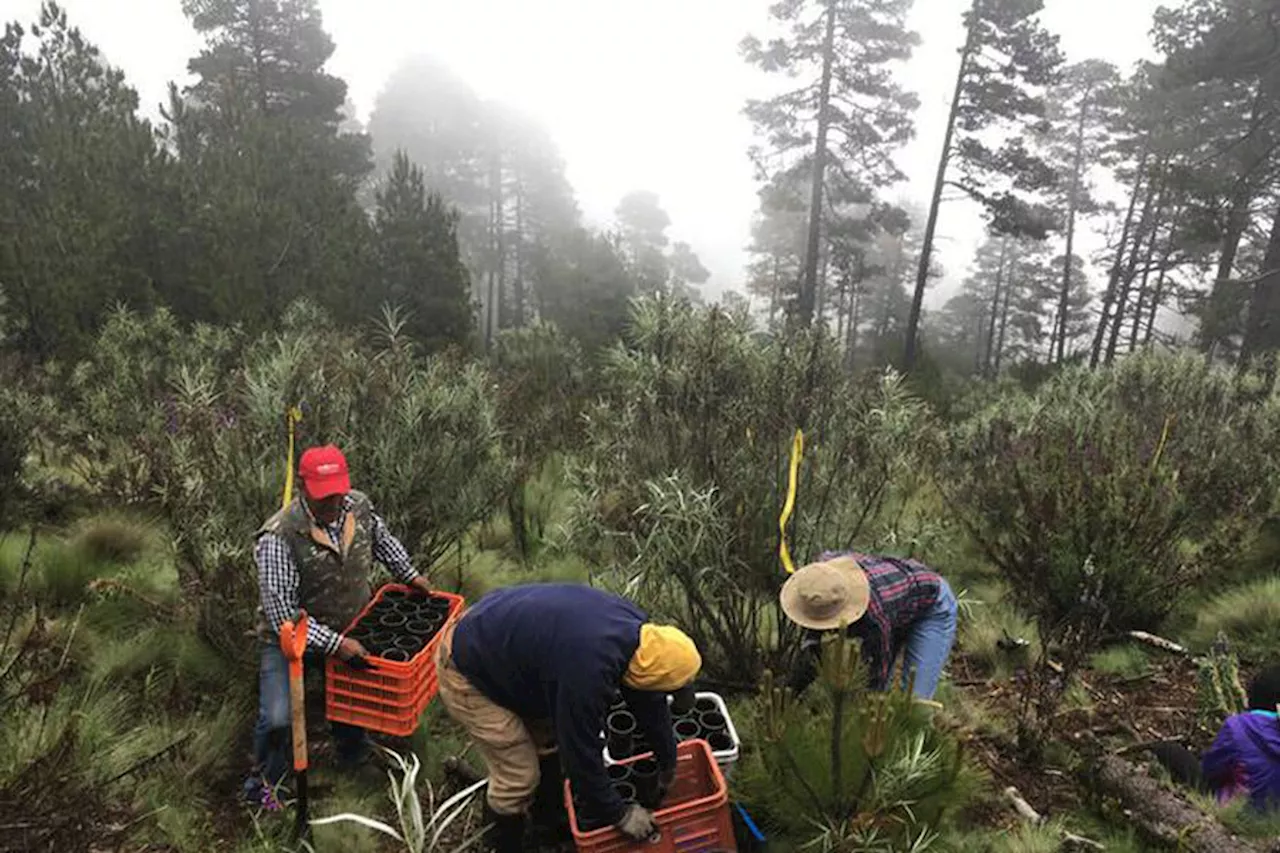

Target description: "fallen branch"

left=1061, top=832, right=1106, bottom=851
left=1093, top=754, right=1267, bottom=853
left=1113, top=735, right=1188, bottom=757
left=1127, top=631, right=1191, bottom=657
left=1004, top=786, right=1044, bottom=825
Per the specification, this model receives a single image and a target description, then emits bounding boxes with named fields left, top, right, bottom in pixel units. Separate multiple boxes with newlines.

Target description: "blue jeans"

left=252, top=642, right=371, bottom=786
left=898, top=579, right=958, bottom=699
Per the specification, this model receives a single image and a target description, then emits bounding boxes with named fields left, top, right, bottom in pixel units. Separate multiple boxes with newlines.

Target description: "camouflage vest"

left=254, top=490, right=376, bottom=644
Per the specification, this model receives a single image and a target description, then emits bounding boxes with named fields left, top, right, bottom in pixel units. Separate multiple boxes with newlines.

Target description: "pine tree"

left=170, top=0, right=374, bottom=330
left=373, top=150, right=474, bottom=352
left=0, top=2, right=163, bottom=359
left=904, top=0, right=1063, bottom=369
left=182, top=0, right=370, bottom=181
left=742, top=0, right=920, bottom=327
left=1035, top=60, right=1121, bottom=362
left=615, top=190, right=673, bottom=295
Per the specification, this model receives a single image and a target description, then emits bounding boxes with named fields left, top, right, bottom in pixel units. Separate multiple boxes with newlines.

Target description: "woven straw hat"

left=779, top=555, right=870, bottom=631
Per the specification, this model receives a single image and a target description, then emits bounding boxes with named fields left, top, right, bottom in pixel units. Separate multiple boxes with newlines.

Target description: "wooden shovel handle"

left=280, top=612, right=310, bottom=772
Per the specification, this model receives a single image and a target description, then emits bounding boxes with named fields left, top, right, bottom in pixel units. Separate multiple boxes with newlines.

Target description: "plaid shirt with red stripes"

left=799, top=551, right=944, bottom=690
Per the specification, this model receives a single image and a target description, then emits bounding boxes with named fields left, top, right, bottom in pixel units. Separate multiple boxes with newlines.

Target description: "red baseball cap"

left=297, top=445, right=351, bottom=500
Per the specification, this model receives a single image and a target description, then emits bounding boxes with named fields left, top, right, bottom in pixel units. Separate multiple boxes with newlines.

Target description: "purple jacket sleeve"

left=1201, top=720, right=1239, bottom=792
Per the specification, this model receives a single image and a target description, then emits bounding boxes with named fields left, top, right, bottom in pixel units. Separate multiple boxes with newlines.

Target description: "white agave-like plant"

left=307, top=747, right=489, bottom=853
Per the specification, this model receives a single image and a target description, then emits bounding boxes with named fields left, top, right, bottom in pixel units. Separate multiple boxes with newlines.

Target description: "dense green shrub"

left=41, top=302, right=509, bottom=664
left=942, top=350, right=1280, bottom=745
left=736, top=637, right=969, bottom=852
left=489, top=323, right=588, bottom=561
left=571, top=295, right=938, bottom=681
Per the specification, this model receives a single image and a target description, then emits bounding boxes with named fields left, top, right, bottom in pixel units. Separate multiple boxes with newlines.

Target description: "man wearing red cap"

left=243, top=444, right=432, bottom=807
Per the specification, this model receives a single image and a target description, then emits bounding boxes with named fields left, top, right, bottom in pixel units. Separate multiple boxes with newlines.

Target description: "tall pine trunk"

left=983, top=238, right=1008, bottom=378
left=904, top=0, right=979, bottom=370
left=798, top=1, right=837, bottom=327
left=994, top=243, right=1016, bottom=374
left=1056, top=86, right=1090, bottom=363
left=1106, top=177, right=1163, bottom=364
left=513, top=180, right=525, bottom=327
left=1240, top=201, right=1280, bottom=365
left=1091, top=153, right=1148, bottom=366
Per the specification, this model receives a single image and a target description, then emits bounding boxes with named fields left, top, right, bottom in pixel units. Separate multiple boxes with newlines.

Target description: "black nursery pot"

left=426, top=597, right=451, bottom=616
left=707, top=731, right=734, bottom=753
left=698, top=711, right=726, bottom=732
left=381, top=648, right=410, bottom=662
left=694, top=697, right=717, bottom=714
left=630, top=757, right=659, bottom=807
left=607, top=710, right=637, bottom=758
left=394, top=634, right=422, bottom=655
left=606, top=763, right=632, bottom=784
left=673, top=718, right=700, bottom=741
left=379, top=612, right=407, bottom=629
left=382, top=588, right=408, bottom=601
left=405, top=619, right=435, bottom=637
left=366, top=630, right=394, bottom=651
left=612, top=781, right=637, bottom=804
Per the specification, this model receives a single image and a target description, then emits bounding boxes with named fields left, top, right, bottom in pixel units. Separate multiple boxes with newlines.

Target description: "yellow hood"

left=623, top=624, right=701, bottom=691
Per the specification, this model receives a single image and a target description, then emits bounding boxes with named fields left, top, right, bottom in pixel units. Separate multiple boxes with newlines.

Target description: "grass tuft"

left=956, top=581, right=1039, bottom=679
left=1190, top=576, right=1280, bottom=662
left=70, top=513, right=155, bottom=565
left=1090, top=644, right=1151, bottom=679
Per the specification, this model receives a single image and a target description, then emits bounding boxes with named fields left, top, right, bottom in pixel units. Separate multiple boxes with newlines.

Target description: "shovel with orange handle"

left=279, top=610, right=311, bottom=843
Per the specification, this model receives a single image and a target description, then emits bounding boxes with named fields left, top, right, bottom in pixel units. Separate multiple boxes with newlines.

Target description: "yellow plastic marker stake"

left=281, top=405, right=303, bottom=510
left=778, top=428, right=804, bottom=574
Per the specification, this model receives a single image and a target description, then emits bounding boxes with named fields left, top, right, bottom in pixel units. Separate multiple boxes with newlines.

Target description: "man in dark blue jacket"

left=434, top=583, right=701, bottom=852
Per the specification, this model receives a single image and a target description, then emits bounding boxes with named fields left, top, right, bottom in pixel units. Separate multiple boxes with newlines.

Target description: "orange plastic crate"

left=564, top=739, right=737, bottom=853
left=324, top=584, right=463, bottom=736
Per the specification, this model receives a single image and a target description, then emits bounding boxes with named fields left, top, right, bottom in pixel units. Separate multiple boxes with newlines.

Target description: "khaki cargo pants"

left=435, top=617, right=558, bottom=816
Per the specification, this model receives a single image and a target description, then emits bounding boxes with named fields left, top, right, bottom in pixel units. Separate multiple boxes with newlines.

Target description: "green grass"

left=1090, top=644, right=1152, bottom=679
left=1190, top=575, right=1280, bottom=662
left=956, top=580, right=1039, bottom=679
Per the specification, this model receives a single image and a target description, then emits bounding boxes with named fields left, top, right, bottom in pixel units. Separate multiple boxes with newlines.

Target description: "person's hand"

left=409, top=576, right=433, bottom=597
left=615, top=803, right=658, bottom=842
left=337, top=636, right=373, bottom=669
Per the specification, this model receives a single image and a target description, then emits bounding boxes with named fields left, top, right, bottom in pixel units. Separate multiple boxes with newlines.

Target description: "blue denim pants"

left=898, top=579, right=958, bottom=699
left=252, top=642, right=371, bottom=786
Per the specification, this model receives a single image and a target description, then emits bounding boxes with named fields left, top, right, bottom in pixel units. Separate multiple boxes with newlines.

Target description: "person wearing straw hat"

left=780, top=551, right=957, bottom=700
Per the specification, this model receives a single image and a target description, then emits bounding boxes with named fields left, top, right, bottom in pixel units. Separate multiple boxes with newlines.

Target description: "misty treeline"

left=5, top=0, right=1280, bottom=384
left=0, top=0, right=713, bottom=364
left=743, top=0, right=1280, bottom=380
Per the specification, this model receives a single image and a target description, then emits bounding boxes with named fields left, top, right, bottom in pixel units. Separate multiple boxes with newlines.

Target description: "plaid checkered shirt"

left=255, top=495, right=421, bottom=654
left=795, top=552, right=943, bottom=691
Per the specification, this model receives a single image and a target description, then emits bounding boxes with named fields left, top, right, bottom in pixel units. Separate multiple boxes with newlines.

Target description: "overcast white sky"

left=4, top=0, right=1167, bottom=306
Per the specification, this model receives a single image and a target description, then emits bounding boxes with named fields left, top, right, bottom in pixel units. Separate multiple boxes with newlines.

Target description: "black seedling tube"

left=382, top=588, right=408, bottom=601
left=606, top=763, right=632, bottom=784
left=394, top=635, right=421, bottom=654
left=698, top=711, right=726, bottom=732
left=612, top=780, right=636, bottom=803
left=694, top=697, right=717, bottom=714
left=674, top=718, right=699, bottom=741
left=427, top=597, right=451, bottom=615
left=630, top=757, right=659, bottom=807
left=607, top=710, right=636, bottom=758
left=405, top=619, right=434, bottom=637
left=379, top=612, right=407, bottom=629
left=381, top=648, right=410, bottom=662
left=707, top=731, right=734, bottom=753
